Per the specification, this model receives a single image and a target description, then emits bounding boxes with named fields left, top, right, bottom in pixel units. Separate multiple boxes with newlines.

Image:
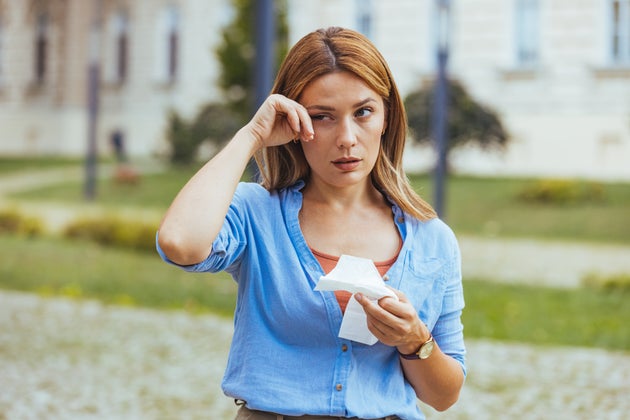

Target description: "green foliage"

left=63, top=216, right=157, bottom=253
left=582, top=273, right=630, bottom=292
left=0, top=208, right=44, bottom=237
left=215, top=0, right=289, bottom=122
left=517, top=179, right=605, bottom=204
left=164, top=104, right=240, bottom=164
left=165, top=110, right=197, bottom=165
left=405, top=79, right=509, bottom=153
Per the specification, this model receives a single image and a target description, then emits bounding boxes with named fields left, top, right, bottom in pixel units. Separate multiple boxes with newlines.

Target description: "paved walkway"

left=1, top=290, right=628, bottom=420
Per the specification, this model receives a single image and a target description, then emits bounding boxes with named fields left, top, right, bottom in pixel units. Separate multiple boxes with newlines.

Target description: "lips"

left=332, top=157, right=362, bottom=171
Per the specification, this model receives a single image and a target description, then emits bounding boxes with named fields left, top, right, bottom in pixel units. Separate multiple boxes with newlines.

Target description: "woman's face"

left=298, top=71, right=387, bottom=190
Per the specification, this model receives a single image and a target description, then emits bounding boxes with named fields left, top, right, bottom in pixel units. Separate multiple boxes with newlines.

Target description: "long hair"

left=255, top=27, right=436, bottom=221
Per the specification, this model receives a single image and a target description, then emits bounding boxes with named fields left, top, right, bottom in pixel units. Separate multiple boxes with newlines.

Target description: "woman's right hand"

left=243, top=94, right=315, bottom=149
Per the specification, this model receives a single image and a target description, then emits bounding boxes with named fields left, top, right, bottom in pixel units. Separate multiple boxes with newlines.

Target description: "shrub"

left=164, top=104, right=240, bottom=165
left=518, top=179, right=605, bottom=204
left=582, top=273, right=630, bottom=292
left=63, top=216, right=158, bottom=253
left=0, top=208, right=44, bottom=237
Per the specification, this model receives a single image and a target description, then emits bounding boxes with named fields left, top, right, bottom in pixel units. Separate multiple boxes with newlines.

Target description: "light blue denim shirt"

left=157, top=181, right=466, bottom=419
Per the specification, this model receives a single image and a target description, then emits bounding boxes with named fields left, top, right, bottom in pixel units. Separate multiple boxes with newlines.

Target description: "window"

left=355, top=0, right=373, bottom=39
left=609, top=0, right=630, bottom=65
left=34, top=12, right=48, bottom=84
left=514, top=0, right=540, bottom=67
left=0, top=19, right=4, bottom=86
left=154, top=5, right=179, bottom=84
left=107, top=12, right=129, bottom=84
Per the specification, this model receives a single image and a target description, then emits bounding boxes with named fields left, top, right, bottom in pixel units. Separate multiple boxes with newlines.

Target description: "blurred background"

left=0, top=0, right=629, bottom=419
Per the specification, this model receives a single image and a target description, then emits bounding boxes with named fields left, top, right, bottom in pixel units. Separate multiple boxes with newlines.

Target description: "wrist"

left=397, top=333, right=435, bottom=360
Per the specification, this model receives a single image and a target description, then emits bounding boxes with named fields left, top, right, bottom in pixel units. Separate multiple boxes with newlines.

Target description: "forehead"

left=299, top=71, right=381, bottom=106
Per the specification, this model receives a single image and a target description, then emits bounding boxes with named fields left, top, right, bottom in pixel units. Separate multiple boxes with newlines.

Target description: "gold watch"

left=398, top=334, right=435, bottom=360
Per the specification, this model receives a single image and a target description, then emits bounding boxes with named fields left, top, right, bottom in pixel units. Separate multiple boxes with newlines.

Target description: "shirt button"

left=397, top=216, right=404, bottom=223
left=383, top=275, right=390, bottom=281
left=341, top=344, right=348, bottom=352
left=336, top=384, right=343, bottom=391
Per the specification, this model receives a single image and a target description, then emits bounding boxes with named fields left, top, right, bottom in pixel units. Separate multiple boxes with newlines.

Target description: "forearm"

left=158, top=128, right=260, bottom=265
left=400, top=343, right=465, bottom=411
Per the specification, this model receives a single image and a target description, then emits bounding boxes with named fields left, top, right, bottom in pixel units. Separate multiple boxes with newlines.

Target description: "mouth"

left=331, top=157, right=362, bottom=171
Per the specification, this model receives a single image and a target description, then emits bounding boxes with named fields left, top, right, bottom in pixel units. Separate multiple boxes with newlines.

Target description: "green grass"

left=9, top=166, right=630, bottom=244
left=1, top=234, right=628, bottom=351
left=0, top=235, right=237, bottom=317
left=8, top=165, right=199, bottom=209
left=0, top=157, right=84, bottom=174
left=409, top=175, right=630, bottom=245
left=462, top=279, right=629, bottom=351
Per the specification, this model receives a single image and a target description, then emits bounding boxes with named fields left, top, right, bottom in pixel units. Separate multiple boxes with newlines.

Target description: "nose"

left=336, top=117, right=357, bottom=149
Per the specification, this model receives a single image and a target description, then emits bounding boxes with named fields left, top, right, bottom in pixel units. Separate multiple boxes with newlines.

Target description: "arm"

left=355, top=291, right=465, bottom=411
left=157, top=94, right=314, bottom=266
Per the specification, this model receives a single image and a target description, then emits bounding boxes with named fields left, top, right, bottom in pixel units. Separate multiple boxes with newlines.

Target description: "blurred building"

left=0, top=0, right=230, bottom=157
left=0, top=0, right=629, bottom=181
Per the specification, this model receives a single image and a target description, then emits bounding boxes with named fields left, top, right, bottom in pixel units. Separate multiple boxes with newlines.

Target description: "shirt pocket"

left=399, top=253, right=449, bottom=330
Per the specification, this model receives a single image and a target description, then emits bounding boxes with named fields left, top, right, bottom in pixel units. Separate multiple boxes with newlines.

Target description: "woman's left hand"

left=355, top=289, right=430, bottom=354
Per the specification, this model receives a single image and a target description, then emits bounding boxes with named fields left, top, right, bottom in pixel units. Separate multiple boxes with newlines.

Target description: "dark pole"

left=250, top=0, right=274, bottom=181
left=84, top=0, right=102, bottom=200
left=254, top=0, right=274, bottom=110
left=432, top=0, right=450, bottom=218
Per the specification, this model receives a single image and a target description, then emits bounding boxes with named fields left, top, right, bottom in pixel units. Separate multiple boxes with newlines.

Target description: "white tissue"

left=315, top=255, right=398, bottom=345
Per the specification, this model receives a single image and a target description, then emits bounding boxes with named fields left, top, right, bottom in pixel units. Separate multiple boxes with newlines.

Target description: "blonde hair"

left=255, top=27, right=436, bottom=221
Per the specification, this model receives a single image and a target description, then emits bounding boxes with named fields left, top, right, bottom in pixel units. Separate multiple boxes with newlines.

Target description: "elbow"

left=425, top=391, right=459, bottom=412
left=157, top=228, right=209, bottom=266
left=430, top=393, right=460, bottom=412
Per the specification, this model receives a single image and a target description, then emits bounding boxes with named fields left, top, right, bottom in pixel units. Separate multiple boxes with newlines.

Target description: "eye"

left=355, top=107, right=373, bottom=118
left=310, top=114, right=330, bottom=121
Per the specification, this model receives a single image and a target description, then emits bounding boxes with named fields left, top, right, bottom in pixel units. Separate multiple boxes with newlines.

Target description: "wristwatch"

left=398, top=334, right=435, bottom=360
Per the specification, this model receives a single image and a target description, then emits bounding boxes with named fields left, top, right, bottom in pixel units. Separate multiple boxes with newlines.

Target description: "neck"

left=302, top=177, right=383, bottom=210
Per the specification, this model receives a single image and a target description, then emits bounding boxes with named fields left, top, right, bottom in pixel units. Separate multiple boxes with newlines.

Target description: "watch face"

left=419, top=340, right=435, bottom=359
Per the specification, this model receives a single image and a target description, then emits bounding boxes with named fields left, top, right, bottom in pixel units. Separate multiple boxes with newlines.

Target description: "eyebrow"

left=306, top=98, right=377, bottom=111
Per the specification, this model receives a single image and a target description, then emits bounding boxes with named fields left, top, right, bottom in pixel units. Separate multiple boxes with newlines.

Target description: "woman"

left=157, top=27, right=465, bottom=420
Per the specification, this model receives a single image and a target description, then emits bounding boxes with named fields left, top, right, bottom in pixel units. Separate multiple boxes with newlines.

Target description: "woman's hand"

left=244, top=94, right=315, bottom=149
left=355, top=289, right=430, bottom=354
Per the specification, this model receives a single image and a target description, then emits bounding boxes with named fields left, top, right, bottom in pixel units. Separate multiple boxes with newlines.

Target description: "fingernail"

left=355, top=293, right=363, bottom=302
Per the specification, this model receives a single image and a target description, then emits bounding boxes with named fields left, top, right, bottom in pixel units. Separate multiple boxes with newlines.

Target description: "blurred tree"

left=216, top=0, right=289, bottom=124
left=164, top=0, right=288, bottom=165
left=405, top=80, right=509, bottom=156
left=165, top=104, right=240, bottom=165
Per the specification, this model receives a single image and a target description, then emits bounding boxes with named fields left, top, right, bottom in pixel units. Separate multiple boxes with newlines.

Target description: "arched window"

left=107, top=11, right=129, bottom=84
left=0, top=19, right=4, bottom=86
left=34, top=12, right=48, bottom=84
left=154, top=5, right=180, bottom=84
left=355, top=0, right=373, bottom=39
left=609, top=0, right=630, bottom=65
left=514, top=0, right=540, bottom=68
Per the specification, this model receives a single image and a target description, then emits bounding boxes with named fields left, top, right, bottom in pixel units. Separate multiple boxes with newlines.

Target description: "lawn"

left=9, top=166, right=630, bottom=244
left=1, top=234, right=628, bottom=352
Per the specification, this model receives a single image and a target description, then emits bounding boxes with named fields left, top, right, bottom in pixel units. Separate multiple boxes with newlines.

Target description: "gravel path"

left=1, top=291, right=628, bottom=420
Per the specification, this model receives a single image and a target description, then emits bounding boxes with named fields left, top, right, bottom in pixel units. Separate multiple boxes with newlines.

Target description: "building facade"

left=1, top=0, right=629, bottom=180
left=0, top=0, right=230, bottom=157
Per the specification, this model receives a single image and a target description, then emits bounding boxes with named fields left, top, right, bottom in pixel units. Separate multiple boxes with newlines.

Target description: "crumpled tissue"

left=314, top=254, right=398, bottom=345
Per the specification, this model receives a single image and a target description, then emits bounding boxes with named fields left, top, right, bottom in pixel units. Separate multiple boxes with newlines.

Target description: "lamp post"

left=254, top=0, right=274, bottom=110
left=432, top=0, right=451, bottom=218
left=84, top=0, right=102, bottom=200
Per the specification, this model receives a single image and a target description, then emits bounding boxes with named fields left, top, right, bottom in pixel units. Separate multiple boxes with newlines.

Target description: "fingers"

left=262, top=94, right=314, bottom=145
left=355, top=292, right=422, bottom=347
